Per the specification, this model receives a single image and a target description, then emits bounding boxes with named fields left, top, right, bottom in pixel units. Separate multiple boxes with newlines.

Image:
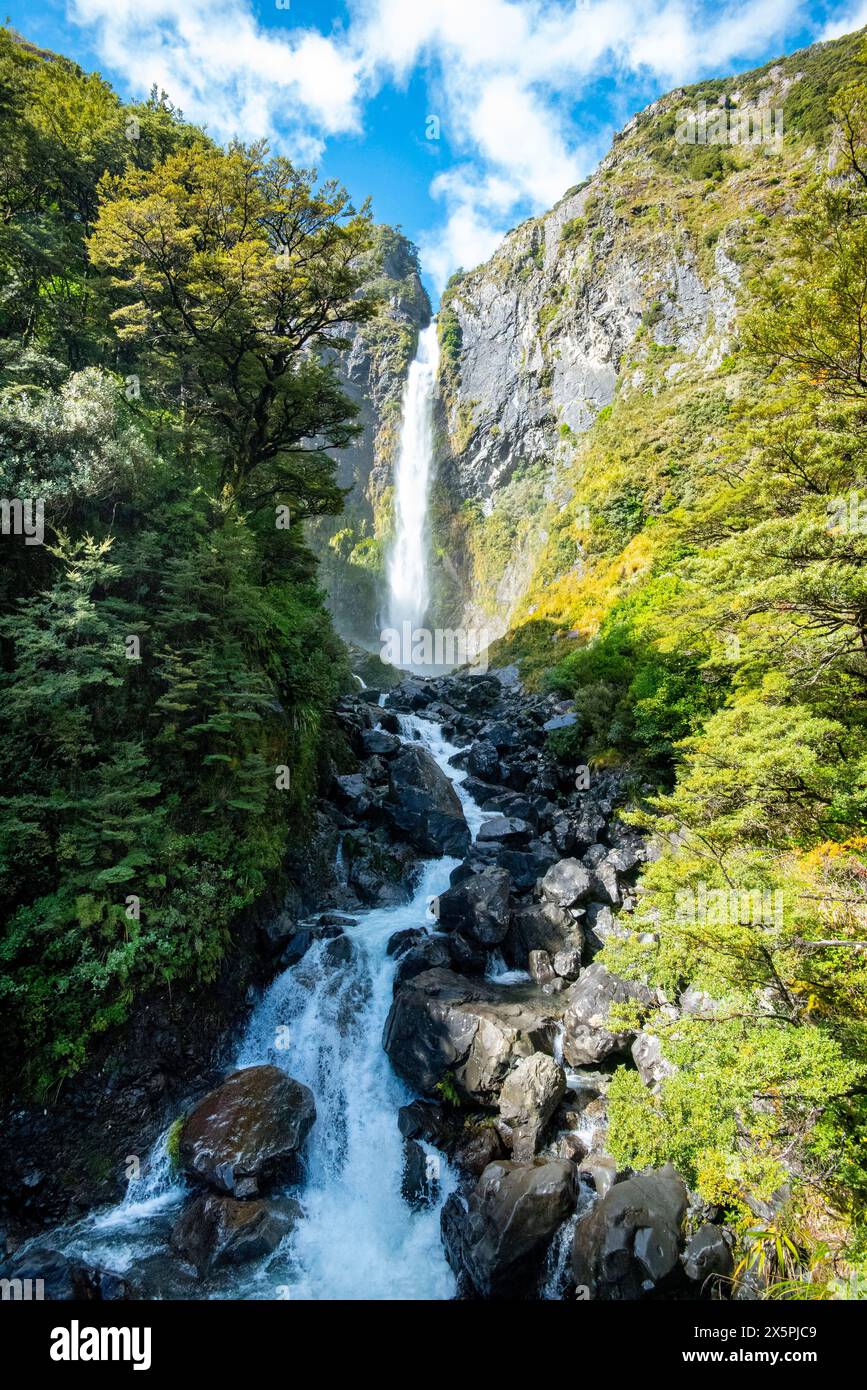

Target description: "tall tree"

left=89, top=143, right=376, bottom=516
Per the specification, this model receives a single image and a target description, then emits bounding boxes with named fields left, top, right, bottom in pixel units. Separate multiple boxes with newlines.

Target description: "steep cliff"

left=310, top=225, right=431, bottom=642
left=428, top=29, right=860, bottom=641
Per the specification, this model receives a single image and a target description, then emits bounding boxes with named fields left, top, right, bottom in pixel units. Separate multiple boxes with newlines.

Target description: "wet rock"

left=512, top=900, right=585, bottom=961
left=385, top=745, right=470, bottom=857
left=476, top=816, right=534, bottom=848
left=321, top=935, right=356, bottom=969
left=258, top=911, right=297, bottom=956
left=398, top=1099, right=464, bottom=1156
left=387, top=678, right=433, bottom=711
left=541, top=857, right=593, bottom=907
left=480, top=791, right=537, bottom=823
left=0, top=1246, right=104, bottom=1301
left=577, top=1153, right=620, bottom=1197
left=446, top=931, right=489, bottom=975
left=401, top=1139, right=441, bottom=1210
left=554, top=1133, right=588, bottom=1165
left=562, top=963, right=654, bottom=1067
left=453, top=1122, right=507, bottom=1178
left=361, top=728, right=401, bottom=757
left=383, top=968, right=557, bottom=1104
left=386, top=928, right=427, bottom=958
left=394, top=938, right=452, bottom=987
left=681, top=1224, right=734, bottom=1289
left=573, top=1163, right=688, bottom=1298
left=480, top=721, right=523, bottom=751
left=178, top=1066, right=316, bottom=1198
left=333, top=772, right=374, bottom=816
left=498, top=1053, right=566, bottom=1159
left=433, top=867, right=512, bottom=945
left=467, top=740, right=501, bottom=781
left=496, top=842, right=558, bottom=890
left=442, top=1158, right=578, bottom=1298
left=170, top=1194, right=300, bottom=1277
left=278, top=929, right=316, bottom=968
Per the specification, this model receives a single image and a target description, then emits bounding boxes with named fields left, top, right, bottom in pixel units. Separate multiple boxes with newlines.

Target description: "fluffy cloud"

left=821, top=1, right=867, bottom=39
left=69, top=0, right=362, bottom=157
left=68, top=0, right=834, bottom=288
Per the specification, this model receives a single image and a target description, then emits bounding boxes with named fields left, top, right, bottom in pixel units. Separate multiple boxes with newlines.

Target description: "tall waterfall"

left=387, top=321, right=439, bottom=633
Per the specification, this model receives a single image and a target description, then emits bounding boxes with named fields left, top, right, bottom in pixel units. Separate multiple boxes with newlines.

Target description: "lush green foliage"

left=0, top=31, right=367, bottom=1094
left=500, top=48, right=867, bottom=1280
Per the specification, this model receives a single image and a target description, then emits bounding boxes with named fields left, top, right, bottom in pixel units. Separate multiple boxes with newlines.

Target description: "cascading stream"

left=43, top=713, right=493, bottom=1301
left=386, top=321, right=440, bottom=636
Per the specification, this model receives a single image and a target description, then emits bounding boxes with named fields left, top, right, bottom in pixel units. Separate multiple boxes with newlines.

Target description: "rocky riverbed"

left=0, top=667, right=738, bottom=1301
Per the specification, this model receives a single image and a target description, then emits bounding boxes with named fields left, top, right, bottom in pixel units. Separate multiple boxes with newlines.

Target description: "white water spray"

left=387, top=321, right=440, bottom=633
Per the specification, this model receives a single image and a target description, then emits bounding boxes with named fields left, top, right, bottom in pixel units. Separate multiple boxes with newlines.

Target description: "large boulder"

left=498, top=1053, right=566, bottom=1159
left=511, top=900, right=585, bottom=961
left=475, top=816, right=533, bottom=848
left=572, top=1163, right=688, bottom=1298
left=178, top=1065, right=315, bottom=1198
left=385, top=745, right=470, bottom=857
left=561, top=964, right=655, bottom=1067
left=433, top=867, right=512, bottom=945
left=393, top=937, right=452, bottom=987
left=496, top=842, right=559, bottom=890
left=170, top=1194, right=300, bottom=1277
left=383, top=968, right=558, bottom=1105
left=442, top=1159, right=577, bottom=1299
left=541, top=858, right=593, bottom=907
left=466, top=739, right=500, bottom=781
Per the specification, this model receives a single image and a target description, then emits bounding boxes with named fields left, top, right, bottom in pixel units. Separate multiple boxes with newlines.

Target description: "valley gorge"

left=1, top=17, right=866, bottom=1314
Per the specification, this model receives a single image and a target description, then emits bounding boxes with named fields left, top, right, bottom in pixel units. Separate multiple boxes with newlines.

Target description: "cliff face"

left=310, top=225, right=431, bottom=642
left=427, top=30, right=859, bottom=641
left=319, top=30, right=861, bottom=653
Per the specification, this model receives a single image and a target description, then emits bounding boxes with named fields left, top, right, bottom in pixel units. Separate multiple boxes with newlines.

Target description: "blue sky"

left=6, top=1, right=866, bottom=300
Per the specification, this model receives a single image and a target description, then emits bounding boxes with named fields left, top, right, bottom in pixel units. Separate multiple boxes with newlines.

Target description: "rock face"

left=512, top=900, right=584, bottom=961
left=498, top=1053, right=567, bottom=1159
left=309, top=227, right=431, bottom=642
left=541, top=858, right=593, bottom=907
left=382, top=968, right=558, bottom=1104
left=681, top=1224, right=735, bottom=1289
left=178, top=1066, right=316, bottom=1198
left=171, top=1194, right=301, bottom=1276
left=384, top=744, right=470, bottom=857
left=572, top=1163, right=688, bottom=1299
left=562, top=963, right=655, bottom=1066
left=433, top=867, right=511, bottom=944
left=442, top=1158, right=577, bottom=1298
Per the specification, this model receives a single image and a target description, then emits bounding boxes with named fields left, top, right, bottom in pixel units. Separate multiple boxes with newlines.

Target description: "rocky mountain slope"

left=322, top=28, right=862, bottom=644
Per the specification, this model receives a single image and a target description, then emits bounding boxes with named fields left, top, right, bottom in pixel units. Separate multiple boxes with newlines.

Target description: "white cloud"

left=68, top=0, right=819, bottom=288
left=820, top=2, right=867, bottom=39
left=68, top=0, right=362, bottom=156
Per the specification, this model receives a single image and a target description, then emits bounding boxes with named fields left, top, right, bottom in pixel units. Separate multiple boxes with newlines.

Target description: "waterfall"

left=387, top=321, right=440, bottom=634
